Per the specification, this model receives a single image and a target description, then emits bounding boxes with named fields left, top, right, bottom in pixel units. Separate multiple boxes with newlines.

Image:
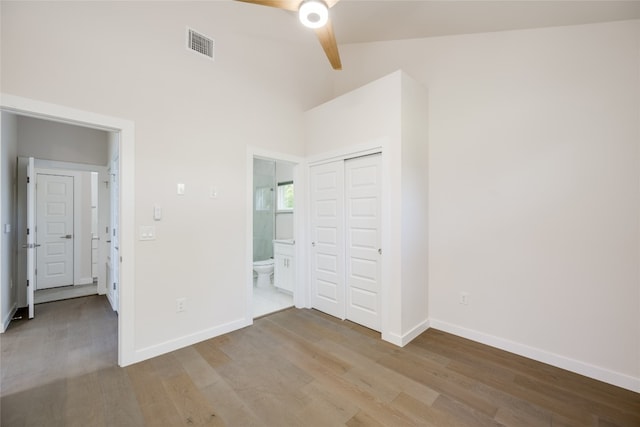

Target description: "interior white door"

left=109, top=156, right=120, bottom=312
left=310, top=161, right=345, bottom=319
left=26, top=158, right=36, bottom=318
left=36, top=173, right=74, bottom=289
left=345, top=154, right=382, bottom=331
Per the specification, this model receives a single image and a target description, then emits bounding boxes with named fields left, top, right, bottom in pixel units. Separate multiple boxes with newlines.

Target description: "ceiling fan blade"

left=314, top=17, right=342, bottom=70
left=325, top=0, right=341, bottom=9
left=235, top=0, right=300, bottom=12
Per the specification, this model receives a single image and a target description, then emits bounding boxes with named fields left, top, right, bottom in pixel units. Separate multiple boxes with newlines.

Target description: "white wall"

left=305, top=71, right=430, bottom=346
left=1, top=112, right=18, bottom=331
left=1, top=1, right=331, bottom=357
left=400, top=75, right=429, bottom=337
left=334, top=20, right=640, bottom=390
left=17, top=116, right=108, bottom=166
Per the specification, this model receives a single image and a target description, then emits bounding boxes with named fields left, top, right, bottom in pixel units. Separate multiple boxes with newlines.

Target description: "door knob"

left=312, top=242, right=316, bottom=247
left=378, top=248, right=382, bottom=255
left=60, top=234, right=72, bottom=239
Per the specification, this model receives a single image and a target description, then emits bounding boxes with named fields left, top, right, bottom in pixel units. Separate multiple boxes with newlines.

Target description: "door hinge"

left=26, top=279, right=29, bottom=287
left=27, top=176, right=30, bottom=183
left=113, top=282, right=116, bottom=290
left=35, top=268, right=37, bottom=276
left=26, top=228, right=30, bottom=235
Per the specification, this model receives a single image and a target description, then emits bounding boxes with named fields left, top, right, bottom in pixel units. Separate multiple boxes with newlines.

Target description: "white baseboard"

left=106, top=292, right=117, bottom=312
left=75, top=277, right=94, bottom=286
left=130, top=317, right=252, bottom=365
left=1, top=303, right=18, bottom=333
left=429, top=318, right=640, bottom=393
left=383, top=318, right=430, bottom=347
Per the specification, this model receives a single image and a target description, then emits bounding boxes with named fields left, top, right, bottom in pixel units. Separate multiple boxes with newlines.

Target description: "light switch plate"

left=177, top=183, right=185, bottom=195
left=139, top=225, right=156, bottom=241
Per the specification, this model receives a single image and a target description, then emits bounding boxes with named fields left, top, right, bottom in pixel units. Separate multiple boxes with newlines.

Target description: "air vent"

left=187, top=27, right=214, bottom=60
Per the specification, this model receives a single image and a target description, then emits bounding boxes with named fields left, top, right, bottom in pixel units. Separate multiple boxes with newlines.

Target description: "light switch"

left=153, top=205, right=162, bottom=221
left=210, top=186, right=218, bottom=199
left=177, top=183, right=185, bottom=195
left=139, top=225, right=156, bottom=241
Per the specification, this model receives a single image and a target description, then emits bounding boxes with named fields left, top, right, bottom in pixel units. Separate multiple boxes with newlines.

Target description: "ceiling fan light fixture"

left=299, top=0, right=328, bottom=29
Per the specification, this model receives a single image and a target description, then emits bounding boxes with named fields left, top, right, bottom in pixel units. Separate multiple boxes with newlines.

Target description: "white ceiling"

left=331, top=1, right=640, bottom=44
left=234, top=1, right=640, bottom=44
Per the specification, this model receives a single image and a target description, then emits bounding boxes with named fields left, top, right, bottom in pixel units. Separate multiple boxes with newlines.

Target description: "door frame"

left=245, top=146, right=306, bottom=323
left=1, top=94, right=136, bottom=367
left=108, top=154, right=119, bottom=312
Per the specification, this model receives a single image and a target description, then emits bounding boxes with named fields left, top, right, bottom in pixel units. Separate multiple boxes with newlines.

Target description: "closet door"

left=345, top=154, right=382, bottom=331
left=310, top=161, right=345, bottom=319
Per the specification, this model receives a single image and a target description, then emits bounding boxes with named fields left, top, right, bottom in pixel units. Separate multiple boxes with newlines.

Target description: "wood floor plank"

left=125, top=359, right=185, bottom=426
left=64, top=371, right=106, bottom=427
left=193, top=339, right=232, bottom=369
left=161, top=372, right=225, bottom=426
left=295, top=381, right=360, bottom=426
left=198, top=380, right=263, bottom=426
left=390, top=391, right=457, bottom=427
left=319, top=338, right=440, bottom=407
left=264, top=325, right=420, bottom=426
left=417, top=331, right=640, bottom=416
left=378, top=348, right=500, bottom=418
left=346, top=410, right=387, bottom=427
left=97, top=366, right=146, bottom=427
left=2, top=299, right=639, bottom=427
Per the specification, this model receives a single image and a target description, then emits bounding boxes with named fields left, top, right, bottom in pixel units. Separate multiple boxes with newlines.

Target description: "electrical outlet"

left=176, top=297, right=187, bottom=313
left=459, top=292, right=469, bottom=305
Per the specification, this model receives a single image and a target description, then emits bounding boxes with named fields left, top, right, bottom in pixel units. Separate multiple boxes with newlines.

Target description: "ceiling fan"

left=235, top=0, right=342, bottom=70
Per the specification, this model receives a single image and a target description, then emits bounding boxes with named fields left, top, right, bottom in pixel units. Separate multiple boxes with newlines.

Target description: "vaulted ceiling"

left=233, top=0, right=640, bottom=45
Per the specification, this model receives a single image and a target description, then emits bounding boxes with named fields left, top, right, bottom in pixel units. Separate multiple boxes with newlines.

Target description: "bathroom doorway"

left=252, top=157, right=296, bottom=318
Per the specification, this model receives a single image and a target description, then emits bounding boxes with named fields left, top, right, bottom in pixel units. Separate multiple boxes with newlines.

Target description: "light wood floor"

left=1, top=295, right=638, bottom=426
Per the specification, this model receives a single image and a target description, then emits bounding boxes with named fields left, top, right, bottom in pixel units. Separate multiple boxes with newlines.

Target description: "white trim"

left=306, top=139, right=384, bottom=166
left=245, top=149, right=254, bottom=324
left=430, top=318, right=640, bottom=393
left=132, top=317, right=250, bottom=364
left=382, top=319, right=430, bottom=347
left=1, top=93, right=136, bottom=367
left=1, top=303, right=17, bottom=333
left=34, top=159, right=107, bottom=172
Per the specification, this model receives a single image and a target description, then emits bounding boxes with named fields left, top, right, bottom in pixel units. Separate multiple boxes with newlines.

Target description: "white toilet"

left=253, top=259, right=274, bottom=288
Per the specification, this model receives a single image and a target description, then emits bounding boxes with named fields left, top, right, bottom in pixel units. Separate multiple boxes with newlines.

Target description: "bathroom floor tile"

left=253, top=281, right=293, bottom=318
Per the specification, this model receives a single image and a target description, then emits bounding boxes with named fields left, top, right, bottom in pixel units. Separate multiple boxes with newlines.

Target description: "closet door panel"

left=345, top=154, right=382, bottom=331
left=310, top=161, right=345, bottom=319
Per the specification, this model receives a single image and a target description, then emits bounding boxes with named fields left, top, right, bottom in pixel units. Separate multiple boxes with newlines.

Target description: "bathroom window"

left=277, top=181, right=294, bottom=212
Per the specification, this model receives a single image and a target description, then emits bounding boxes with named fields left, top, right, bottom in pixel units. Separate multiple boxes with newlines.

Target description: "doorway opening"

left=246, top=147, right=306, bottom=322
left=252, top=157, right=295, bottom=318
left=1, top=94, right=135, bottom=366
